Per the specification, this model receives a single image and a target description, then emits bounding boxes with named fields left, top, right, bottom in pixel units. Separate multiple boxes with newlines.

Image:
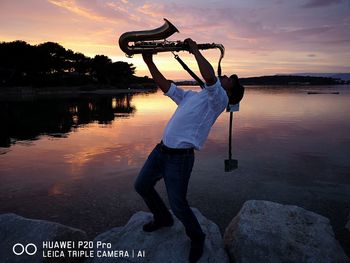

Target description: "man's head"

left=220, top=74, right=245, bottom=105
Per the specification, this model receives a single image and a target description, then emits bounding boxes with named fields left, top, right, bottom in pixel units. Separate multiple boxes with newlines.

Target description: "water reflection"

left=0, top=94, right=135, bottom=148
left=0, top=86, right=350, bottom=251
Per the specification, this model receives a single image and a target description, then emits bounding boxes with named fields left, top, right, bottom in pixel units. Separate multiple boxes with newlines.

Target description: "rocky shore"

left=1, top=200, right=349, bottom=263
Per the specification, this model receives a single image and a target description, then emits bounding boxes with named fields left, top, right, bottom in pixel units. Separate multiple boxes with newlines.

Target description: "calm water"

left=0, top=85, right=350, bottom=251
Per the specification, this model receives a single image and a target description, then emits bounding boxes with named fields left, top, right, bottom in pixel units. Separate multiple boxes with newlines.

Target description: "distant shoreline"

left=0, top=84, right=157, bottom=100
left=175, top=75, right=350, bottom=86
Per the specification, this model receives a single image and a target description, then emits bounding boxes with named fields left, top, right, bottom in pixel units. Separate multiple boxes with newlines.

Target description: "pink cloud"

left=48, top=0, right=105, bottom=21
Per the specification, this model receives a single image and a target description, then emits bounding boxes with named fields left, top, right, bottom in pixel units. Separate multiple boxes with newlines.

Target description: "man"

left=134, top=38, right=244, bottom=263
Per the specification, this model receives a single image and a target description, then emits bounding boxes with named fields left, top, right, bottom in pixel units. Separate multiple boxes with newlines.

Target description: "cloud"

left=47, top=0, right=140, bottom=25
left=301, top=0, right=343, bottom=8
left=1, top=0, right=350, bottom=77
left=48, top=0, right=106, bottom=21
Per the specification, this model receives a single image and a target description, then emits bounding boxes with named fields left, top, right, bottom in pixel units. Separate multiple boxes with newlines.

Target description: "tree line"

left=0, top=40, right=152, bottom=88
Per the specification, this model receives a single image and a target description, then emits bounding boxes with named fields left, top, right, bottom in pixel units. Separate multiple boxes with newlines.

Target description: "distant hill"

left=293, top=73, right=350, bottom=81
left=239, top=75, right=346, bottom=85
left=175, top=75, right=349, bottom=86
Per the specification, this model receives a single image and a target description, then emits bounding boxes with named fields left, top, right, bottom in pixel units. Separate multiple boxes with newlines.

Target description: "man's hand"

left=185, top=38, right=199, bottom=54
left=142, top=52, right=153, bottom=65
left=185, top=38, right=216, bottom=85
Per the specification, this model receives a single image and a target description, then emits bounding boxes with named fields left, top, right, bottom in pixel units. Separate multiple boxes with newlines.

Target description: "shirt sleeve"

left=164, top=82, right=194, bottom=105
left=204, top=77, right=229, bottom=112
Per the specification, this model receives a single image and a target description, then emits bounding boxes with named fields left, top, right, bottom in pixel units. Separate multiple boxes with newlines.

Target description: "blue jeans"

left=134, top=143, right=205, bottom=241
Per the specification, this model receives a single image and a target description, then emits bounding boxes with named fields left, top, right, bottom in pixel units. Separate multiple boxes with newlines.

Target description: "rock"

left=0, top=213, right=87, bottom=263
left=223, top=200, right=350, bottom=263
left=88, top=208, right=229, bottom=263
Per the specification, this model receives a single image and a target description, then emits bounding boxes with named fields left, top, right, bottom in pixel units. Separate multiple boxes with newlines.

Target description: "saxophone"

left=118, top=18, right=225, bottom=59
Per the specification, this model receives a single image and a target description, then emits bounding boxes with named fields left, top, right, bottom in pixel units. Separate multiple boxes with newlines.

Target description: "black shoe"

left=189, top=235, right=205, bottom=263
left=142, top=218, right=174, bottom=232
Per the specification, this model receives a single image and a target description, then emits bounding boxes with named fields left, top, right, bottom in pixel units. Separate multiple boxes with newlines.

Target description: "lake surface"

left=1, top=85, right=350, bottom=252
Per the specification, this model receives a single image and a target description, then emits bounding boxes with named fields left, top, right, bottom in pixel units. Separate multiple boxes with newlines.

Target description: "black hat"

left=228, top=74, right=244, bottom=105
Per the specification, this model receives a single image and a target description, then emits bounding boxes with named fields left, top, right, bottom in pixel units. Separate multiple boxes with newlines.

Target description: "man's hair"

left=228, top=74, right=245, bottom=105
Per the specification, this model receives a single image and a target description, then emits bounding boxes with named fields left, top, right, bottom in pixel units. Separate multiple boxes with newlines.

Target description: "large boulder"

left=88, top=208, right=229, bottom=263
left=223, top=200, right=349, bottom=263
left=0, top=213, right=87, bottom=263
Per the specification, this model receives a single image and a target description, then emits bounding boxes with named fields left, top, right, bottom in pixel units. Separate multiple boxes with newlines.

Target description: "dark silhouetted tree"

left=0, top=41, right=145, bottom=87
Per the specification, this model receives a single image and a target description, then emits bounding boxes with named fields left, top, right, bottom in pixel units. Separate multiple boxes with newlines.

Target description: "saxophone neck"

left=197, top=43, right=225, bottom=57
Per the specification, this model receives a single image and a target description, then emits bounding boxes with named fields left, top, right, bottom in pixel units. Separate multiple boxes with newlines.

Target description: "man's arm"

left=185, top=38, right=217, bottom=86
left=142, top=53, right=171, bottom=93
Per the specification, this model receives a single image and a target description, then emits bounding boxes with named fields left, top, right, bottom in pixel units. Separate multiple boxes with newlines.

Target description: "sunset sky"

left=1, top=0, right=349, bottom=80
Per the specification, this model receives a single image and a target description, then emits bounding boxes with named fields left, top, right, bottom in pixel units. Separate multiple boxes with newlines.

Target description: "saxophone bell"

left=119, top=18, right=179, bottom=57
left=118, top=18, right=225, bottom=59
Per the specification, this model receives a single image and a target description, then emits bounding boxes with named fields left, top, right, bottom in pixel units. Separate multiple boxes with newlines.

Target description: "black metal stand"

left=225, top=112, right=238, bottom=172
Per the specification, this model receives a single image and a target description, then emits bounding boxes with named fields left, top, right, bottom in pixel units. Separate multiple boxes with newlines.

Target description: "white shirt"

left=162, top=77, right=228, bottom=150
